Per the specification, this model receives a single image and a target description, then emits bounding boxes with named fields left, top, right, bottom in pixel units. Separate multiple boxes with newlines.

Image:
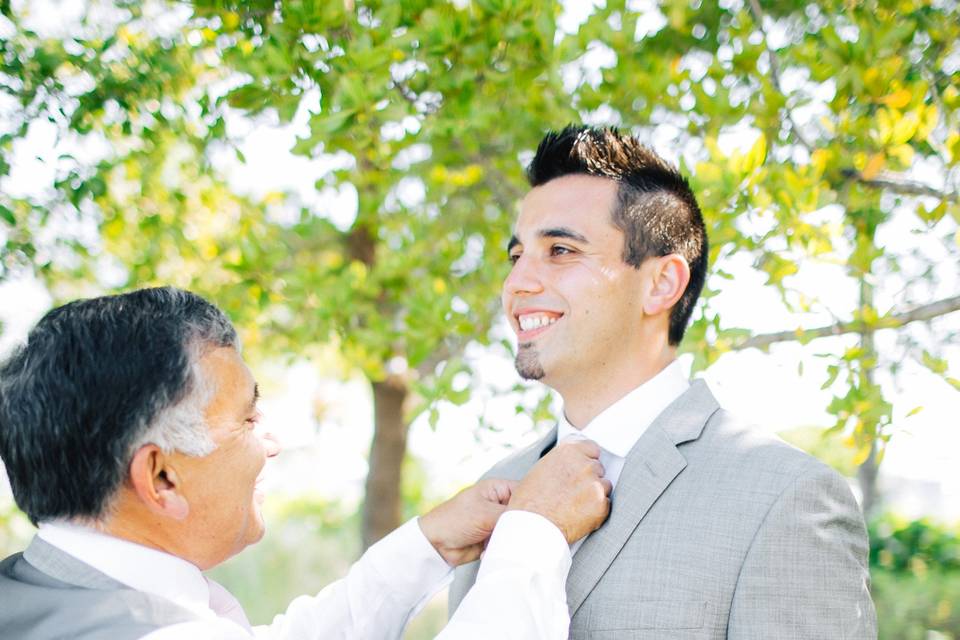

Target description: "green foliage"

left=0, top=500, right=33, bottom=559
left=870, top=516, right=960, bottom=639
left=870, top=514, right=960, bottom=574
left=873, top=569, right=960, bottom=640
left=777, top=425, right=858, bottom=477
left=1, top=0, right=957, bottom=486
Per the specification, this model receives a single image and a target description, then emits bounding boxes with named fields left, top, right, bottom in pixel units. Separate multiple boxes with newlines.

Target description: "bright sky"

left=1, top=0, right=959, bottom=522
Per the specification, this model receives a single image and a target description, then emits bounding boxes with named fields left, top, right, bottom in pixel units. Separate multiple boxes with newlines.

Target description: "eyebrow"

left=506, top=227, right=589, bottom=255
left=248, top=383, right=260, bottom=413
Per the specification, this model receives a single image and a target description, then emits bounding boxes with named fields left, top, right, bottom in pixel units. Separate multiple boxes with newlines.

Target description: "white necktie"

left=206, top=577, right=253, bottom=632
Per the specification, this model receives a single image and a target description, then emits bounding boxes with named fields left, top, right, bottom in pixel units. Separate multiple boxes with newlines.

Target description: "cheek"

left=243, top=436, right=267, bottom=479
left=213, top=438, right=263, bottom=490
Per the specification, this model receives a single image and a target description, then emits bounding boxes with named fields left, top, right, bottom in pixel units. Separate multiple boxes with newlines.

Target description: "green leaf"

left=742, top=133, right=767, bottom=174
left=921, top=350, right=948, bottom=375
left=0, top=205, right=14, bottom=226
left=821, top=365, right=841, bottom=390
left=310, top=109, right=357, bottom=136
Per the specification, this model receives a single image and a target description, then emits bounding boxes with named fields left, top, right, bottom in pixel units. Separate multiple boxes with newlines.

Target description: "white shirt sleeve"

left=253, top=516, right=452, bottom=640
left=140, top=517, right=450, bottom=640
left=141, top=511, right=571, bottom=640
left=438, top=510, right=572, bottom=640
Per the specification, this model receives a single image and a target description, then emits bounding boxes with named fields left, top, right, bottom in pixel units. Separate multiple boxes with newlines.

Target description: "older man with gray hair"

left=0, top=287, right=612, bottom=639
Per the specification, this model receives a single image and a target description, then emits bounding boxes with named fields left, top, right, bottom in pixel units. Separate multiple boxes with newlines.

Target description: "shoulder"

left=681, top=409, right=867, bottom=547
left=679, top=408, right=858, bottom=514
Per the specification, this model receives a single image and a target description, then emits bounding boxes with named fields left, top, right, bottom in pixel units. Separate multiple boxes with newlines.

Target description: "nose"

left=260, top=431, right=281, bottom=458
left=503, top=254, right=544, bottom=298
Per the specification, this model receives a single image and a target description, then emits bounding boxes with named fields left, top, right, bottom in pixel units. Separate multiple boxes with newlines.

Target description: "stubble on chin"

left=515, top=343, right=545, bottom=380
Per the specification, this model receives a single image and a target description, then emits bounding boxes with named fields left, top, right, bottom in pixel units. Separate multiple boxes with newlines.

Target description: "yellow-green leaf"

left=742, top=133, right=767, bottom=175
left=922, top=350, right=948, bottom=374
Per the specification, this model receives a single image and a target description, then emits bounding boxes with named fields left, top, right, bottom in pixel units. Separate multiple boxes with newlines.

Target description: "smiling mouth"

left=515, top=311, right=563, bottom=339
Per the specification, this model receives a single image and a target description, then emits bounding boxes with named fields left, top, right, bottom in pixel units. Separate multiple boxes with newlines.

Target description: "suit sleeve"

left=727, top=463, right=878, bottom=639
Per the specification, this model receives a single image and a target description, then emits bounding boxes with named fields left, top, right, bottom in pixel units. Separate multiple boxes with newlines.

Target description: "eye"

left=550, top=244, right=573, bottom=257
left=508, top=251, right=521, bottom=264
left=246, top=410, right=262, bottom=428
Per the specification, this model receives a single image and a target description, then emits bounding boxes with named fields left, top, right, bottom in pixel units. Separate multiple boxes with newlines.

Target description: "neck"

left=100, top=495, right=202, bottom=568
left=102, top=516, right=178, bottom=557
left=557, top=347, right=676, bottom=428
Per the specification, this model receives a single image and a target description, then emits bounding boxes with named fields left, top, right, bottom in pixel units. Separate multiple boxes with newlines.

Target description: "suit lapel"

left=565, top=380, right=721, bottom=617
left=487, top=425, right=558, bottom=481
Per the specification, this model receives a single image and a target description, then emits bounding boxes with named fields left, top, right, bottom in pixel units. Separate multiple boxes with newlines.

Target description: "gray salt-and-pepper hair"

left=0, top=287, right=237, bottom=525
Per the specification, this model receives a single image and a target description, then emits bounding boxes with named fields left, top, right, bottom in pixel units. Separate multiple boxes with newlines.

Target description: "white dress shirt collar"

left=558, top=359, right=690, bottom=456
left=37, top=520, right=214, bottom=619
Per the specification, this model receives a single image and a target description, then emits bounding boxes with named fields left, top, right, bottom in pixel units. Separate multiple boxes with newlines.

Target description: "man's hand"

left=418, top=478, right=517, bottom=567
left=508, top=439, right=612, bottom=544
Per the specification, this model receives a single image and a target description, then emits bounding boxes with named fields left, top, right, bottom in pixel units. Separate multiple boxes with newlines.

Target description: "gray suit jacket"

left=449, top=380, right=877, bottom=639
left=0, top=536, right=197, bottom=640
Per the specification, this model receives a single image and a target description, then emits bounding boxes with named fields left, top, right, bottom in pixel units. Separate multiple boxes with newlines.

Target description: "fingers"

left=480, top=498, right=509, bottom=521
left=560, top=437, right=601, bottom=459
left=467, top=499, right=507, bottom=539
left=600, top=477, right=613, bottom=497
left=591, top=460, right=605, bottom=479
left=456, top=542, right=483, bottom=565
left=482, top=478, right=518, bottom=505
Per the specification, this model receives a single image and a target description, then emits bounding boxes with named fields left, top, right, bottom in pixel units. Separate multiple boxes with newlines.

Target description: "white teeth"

left=519, top=314, right=558, bottom=332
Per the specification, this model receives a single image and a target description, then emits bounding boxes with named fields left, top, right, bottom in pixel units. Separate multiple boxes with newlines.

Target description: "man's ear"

left=128, top=445, right=189, bottom=521
left=642, top=254, right=691, bottom=316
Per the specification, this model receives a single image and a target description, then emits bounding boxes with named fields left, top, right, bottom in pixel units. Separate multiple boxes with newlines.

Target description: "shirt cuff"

left=478, top=510, right=571, bottom=582
left=362, top=517, right=453, bottom=602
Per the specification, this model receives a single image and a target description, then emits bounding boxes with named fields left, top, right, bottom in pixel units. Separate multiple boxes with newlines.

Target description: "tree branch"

left=842, top=169, right=960, bottom=203
left=731, top=294, right=960, bottom=350
left=746, top=0, right=815, bottom=153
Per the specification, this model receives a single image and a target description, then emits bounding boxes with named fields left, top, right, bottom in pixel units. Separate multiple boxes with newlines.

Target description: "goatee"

left=514, top=343, right=545, bottom=380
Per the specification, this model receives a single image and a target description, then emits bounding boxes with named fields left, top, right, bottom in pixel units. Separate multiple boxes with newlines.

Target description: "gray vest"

left=0, top=537, right=198, bottom=640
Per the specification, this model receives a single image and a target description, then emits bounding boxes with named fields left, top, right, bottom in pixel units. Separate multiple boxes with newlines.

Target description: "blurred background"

left=0, top=0, right=958, bottom=637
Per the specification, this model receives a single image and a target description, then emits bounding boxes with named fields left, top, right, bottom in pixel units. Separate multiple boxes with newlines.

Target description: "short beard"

left=514, top=343, right=545, bottom=380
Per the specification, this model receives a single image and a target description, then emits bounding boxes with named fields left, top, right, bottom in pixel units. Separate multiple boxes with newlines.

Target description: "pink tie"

left=206, top=577, right=253, bottom=632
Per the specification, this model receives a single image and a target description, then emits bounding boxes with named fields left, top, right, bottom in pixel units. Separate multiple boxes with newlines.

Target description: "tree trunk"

left=857, top=442, right=880, bottom=519
left=856, top=238, right=881, bottom=520
left=361, top=376, right=409, bottom=550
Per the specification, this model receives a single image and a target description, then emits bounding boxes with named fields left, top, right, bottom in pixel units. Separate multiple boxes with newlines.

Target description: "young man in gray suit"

left=449, top=126, right=877, bottom=638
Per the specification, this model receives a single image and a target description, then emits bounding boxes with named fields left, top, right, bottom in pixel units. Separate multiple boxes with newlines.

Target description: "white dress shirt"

left=37, top=510, right=571, bottom=640
left=557, top=360, right=690, bottom=555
